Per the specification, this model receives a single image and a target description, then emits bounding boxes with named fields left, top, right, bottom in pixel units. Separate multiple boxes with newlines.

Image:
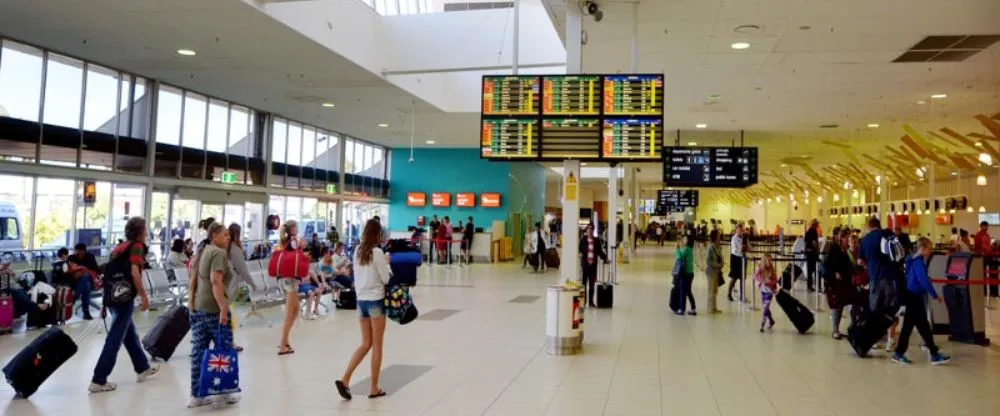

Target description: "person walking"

left=754, top=253, right=778, bottom=332
left=578, top=223, right=608, bottom=307
left=89, top=217, right=159, bottom=393
left=186, top=222, right=240, bottom=407
left=226, top=223, right=258, bottom=352
left=534, top=222, right=547, bottom=272
left=728, top=224, right=748, bottom=301
left=705, top=229, right=725, bottom=314
left=892, top=237, right=951, bottom=365
left=804, top=220, right=821, bottom=292
left=336, top=219, right=392, bottom=400
left=824, top=229, right=854, bottom=339
left=674, top=234, right=697, bottom=315
left=271, top=220, right=311, bottom=356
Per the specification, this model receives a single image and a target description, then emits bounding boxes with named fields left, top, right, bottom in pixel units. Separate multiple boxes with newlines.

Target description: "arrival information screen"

left=482, top=76, right=540, bottom=116
left=602, top=118, right=663, bottom=160
left=480, top=118, right=539, bottom=159
left=540, top=118, right=601, bottom=159
left=603, top=74, right=664, bottom=116
left=542, top=75, right=601, bottom=116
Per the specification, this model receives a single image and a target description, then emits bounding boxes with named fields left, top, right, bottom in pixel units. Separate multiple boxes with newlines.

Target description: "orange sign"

left=480, top=192, right=501, bottom=208
left=431, top=192, right=451, bottom=207
left=456, top=193, right=475, bottom=207
left=406, top=192, right=426, bottom=207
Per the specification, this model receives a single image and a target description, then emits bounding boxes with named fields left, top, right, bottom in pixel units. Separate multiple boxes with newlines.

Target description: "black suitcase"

left=596, top=283, right=613, bottom=308
left=337, top=289, right=357, bottom=310
left=668, top=281, right=683, bottom=312
left=781, top=264, right=801, bottom=290
left=775, top=290, right=815, bottom=334
left=544, top=248, right=560, bottom=269
left=141, top=305, right=190, bottom=361
left=3, top=327, right=78, bottom=398
left=847, top=311, right=895, bottom=357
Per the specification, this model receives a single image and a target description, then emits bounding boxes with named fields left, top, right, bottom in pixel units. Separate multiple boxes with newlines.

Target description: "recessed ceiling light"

left=377, top=123, right=389, bottom=128
left=931, top=93, right=948, bottom=99
left=707, top=94, right=722, bottom=100
left=425, top=140, right=435, bottom=144
left=687, top=142, right=698, bottom=146
left=581, top=162, right=588, bottom=166
left=867, top=123, right=880, bottom=128
left=176, top=49, right=196, bottom=56
left=975, top=141, right=983, bottom=147
left=695, top=123, right=707, bottom=129
left=780, top=164, right=787, bottom=167
left=916, top=100, right=927, bottom=105
left=951, top=171, right=959, bottom=176
left=321, top=102, right=335, bottom=108
left=730, top=42, right=751, bottom=50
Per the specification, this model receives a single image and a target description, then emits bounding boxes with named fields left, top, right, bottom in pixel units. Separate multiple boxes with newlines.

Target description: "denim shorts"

left=278, top=278, right=300, bottom=294
left=357, top=300, right=384, bottom=319
left=298, top=283, right=317, bottom=295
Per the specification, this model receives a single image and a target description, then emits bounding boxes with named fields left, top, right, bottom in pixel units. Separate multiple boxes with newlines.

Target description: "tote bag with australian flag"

left=197, top=329, right=241, bottom=397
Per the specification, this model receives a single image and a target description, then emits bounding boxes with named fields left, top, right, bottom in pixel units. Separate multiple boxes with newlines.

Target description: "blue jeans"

left=92, top=302, right=150, bottom=384
left=75, top=277, right=94, bottom=316
left=189, top=310, right=233, bottom=397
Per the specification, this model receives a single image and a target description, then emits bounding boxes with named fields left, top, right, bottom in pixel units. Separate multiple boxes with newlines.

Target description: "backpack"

left=880, top=235, right=905, bottom=263
left=672, top=250, right=687, bottom=278
left=103, top=243, right=138, bottom=305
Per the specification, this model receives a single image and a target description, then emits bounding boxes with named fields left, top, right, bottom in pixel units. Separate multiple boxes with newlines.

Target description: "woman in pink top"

left=754, top=253, right=778, bottom=332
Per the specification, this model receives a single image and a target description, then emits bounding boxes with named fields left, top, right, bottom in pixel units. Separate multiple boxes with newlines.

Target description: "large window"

left=363, top=0, right=433, bottom=15
left=0, top=40, right=43, bottom=123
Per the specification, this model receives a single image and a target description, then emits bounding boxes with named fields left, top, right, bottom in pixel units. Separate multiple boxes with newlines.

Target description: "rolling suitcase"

left=595, top=262, right=615, bottom=308
left=848, top=311, right=894, bottom=357
left=3, top=327, right=78, bottom=398
left=142, top=304, right=190, bottom=361
left=0, top=293, right=12, bottom=335
left=775, top=289, right=815, bottom=334
left=544, top=248, right=560, bottom=269
left=336, top=288, right=357, bottom=310
left=668, top=275, right=684, bottom=312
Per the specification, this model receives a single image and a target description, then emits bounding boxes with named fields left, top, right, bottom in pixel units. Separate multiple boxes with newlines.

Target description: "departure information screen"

left=542, top=75, right=601, bottom=116
left=603, top=74, right=664, bottom=116
left=480, top=74, right=664, bottom=161
left=482, top=76, right=540, bottom=116
left=663, top=147, right=759, bottom=188
left=540, top=118, right=601, bottom=159
left=602, top=118, right=663, bottom=160
left=656, top=190, right=699, bottom=214
left=480, top=119, right=539, bottom=159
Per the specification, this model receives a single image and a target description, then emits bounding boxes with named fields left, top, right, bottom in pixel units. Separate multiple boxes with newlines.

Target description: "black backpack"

left=103, top=243, right=138, bottom=305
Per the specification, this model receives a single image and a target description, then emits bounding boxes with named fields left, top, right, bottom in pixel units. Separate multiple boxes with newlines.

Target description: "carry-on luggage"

left=25, top=292, right=56, bottom=329
left=775, top=289, right=815, bottom=334
left=2, top=327, right=78, bottom=398
left=0, top=293, right=13, bottom=335
left=596, top=283, right=613, bottom=308
left=336, top=288, right=357, bottom=310
left=668, top=276, right=684, bottom=312
left=53, top=286, right=74, bottom=324
left=142, top=304, right=190, bottom=361
left=848, top=311, right=895, bottom=357
left=781, top=264, right=802, bottom=291
left=544, top=248, right=560, bottom=269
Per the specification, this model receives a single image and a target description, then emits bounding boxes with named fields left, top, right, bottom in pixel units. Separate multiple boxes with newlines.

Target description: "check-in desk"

left=931, top=252, right=990, bottom=345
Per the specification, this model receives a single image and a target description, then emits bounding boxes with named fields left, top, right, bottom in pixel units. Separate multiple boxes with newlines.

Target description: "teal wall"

left=388, top=149, right=512, bottom=232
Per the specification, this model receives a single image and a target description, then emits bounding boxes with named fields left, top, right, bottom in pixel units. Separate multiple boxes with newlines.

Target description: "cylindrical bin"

left=546, top=285, right=582, bottom=355
left=576, top=285, right=586, bottom=347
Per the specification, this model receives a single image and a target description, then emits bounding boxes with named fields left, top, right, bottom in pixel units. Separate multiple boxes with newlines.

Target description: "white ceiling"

left=1, top=0, right=999, bottom=186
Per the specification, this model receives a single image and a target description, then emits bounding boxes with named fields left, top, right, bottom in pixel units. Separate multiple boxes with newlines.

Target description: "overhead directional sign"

left=663, top=147, right=758, bottom=188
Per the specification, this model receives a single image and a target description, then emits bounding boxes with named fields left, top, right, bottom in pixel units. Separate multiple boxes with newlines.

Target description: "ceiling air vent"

left=819, top=124, right=839, bottom=129
left=893, top=35, right=1000, bottom=63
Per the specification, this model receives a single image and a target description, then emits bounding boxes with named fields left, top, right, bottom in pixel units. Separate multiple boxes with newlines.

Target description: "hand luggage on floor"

left=668, top=280, right=684, bottom=312
left=527, top=253, right=540, bottom=268
left=0, top=293, right=13, bottom=335
left=26, top=292, right=56, bottom=329
left=142, top=304, right=190, bottom=361
left=336, top=288, right=357, bottom=310
left=53, top=286, right=74, bottom=324
left=775, top=289, right=815, bottom=334
left=544, top=248, right=560, bottom=269
left=2, top=327, right=78, bottom=398
left=781, top=264, right=801, bottom=290
left=596, top=283, right=614, bottom=308
left=847, top=310, right=895, bottom=357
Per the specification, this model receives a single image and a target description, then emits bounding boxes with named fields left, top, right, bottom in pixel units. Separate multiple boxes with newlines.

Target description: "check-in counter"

left=388, top=231, right=493, bottom=263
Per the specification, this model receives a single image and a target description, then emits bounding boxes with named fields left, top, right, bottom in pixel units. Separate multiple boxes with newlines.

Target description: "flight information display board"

left=480, top=119, right=539, bottom=159
left=656, top=190, right=699, bottom=215
left=663, top=147, right=759, bottom=188
left=482, top=76, right=540, bottom=116
left=480, top=74, right=664, bottom=161
left=540, top=118, right=601, bottom=159
left=542, top=75, right=601, bottom=116
left=602, top=118, right=663, bottom=160
left=603, top=74, right=664, bottom=116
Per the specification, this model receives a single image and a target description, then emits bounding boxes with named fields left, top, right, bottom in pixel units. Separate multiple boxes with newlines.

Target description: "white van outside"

left=0, top=201, right=25, bottom=261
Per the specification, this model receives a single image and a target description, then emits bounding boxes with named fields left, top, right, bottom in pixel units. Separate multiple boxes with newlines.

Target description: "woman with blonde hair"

left=336, top=219, right=392, bottom=400
left=269, top=220, right=311, bottom=355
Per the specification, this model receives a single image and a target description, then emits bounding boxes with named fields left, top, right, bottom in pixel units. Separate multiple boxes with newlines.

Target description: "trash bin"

left=546, top=283, right=583, bottom=355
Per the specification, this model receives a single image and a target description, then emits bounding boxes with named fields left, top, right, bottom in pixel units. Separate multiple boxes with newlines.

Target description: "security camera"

left=584, top=1, right=603, bottom=22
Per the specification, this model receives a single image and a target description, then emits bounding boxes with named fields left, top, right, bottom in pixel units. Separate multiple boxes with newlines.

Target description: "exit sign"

left=220, top=171, right=237, bottom=184
left=326, top=184, right=337, bottom=194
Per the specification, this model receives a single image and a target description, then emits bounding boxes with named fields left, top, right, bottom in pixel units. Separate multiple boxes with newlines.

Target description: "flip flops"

left=368, top=389, right=387, bottom=399
left=335, top=380, right=352, bottom=400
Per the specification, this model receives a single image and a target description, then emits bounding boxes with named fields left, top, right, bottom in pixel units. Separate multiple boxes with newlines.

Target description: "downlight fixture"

left=583, top=1, right=603, bottom=22
left=730, top=42, right=751, bottom=50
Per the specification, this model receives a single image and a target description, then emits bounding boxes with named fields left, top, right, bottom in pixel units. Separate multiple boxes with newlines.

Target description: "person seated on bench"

left=59, top=246, right=97, bottom=320
left=298, top=267, right=326, bottom=320
left=320, top=244, right=354, bottom=303
left=1, top=257, right=36, bottom=322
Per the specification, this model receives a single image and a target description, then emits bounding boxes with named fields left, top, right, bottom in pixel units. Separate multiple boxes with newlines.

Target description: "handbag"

left=197, top=327, right=241, bottom=397
left=267, top=249, right=309, bottom=279
left=384, top=284, right=419, bottom=325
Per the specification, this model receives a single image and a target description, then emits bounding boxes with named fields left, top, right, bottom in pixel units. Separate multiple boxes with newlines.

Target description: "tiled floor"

left=2, top=245, right=1000, bottom=415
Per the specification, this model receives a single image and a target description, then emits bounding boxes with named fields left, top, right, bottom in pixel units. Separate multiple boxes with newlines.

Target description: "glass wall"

left=270, top=117, right=344, bottom=193
left=0, top=39, right=150, bottom=171
left=342, top=137, right=388, bottom=197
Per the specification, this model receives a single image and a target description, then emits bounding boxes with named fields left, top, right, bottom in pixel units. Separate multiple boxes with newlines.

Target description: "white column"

left=512, top=0, right=520, bottom=74
left=929, top=163, right=936, bottom=239
left=608, top=165, right=619, bottom=264
left=566, top=5, right=583, bottom=73
left=561, top=160, right=581, bottom=282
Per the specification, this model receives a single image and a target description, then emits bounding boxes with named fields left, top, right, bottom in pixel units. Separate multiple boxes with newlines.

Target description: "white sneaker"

left=137, top=364, right=160, bottom=382
left=187, top=396, right=212, bottom=408
left=88, top=382, right=118, bottom=393
left=223, top=394, right=242, bottom=404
